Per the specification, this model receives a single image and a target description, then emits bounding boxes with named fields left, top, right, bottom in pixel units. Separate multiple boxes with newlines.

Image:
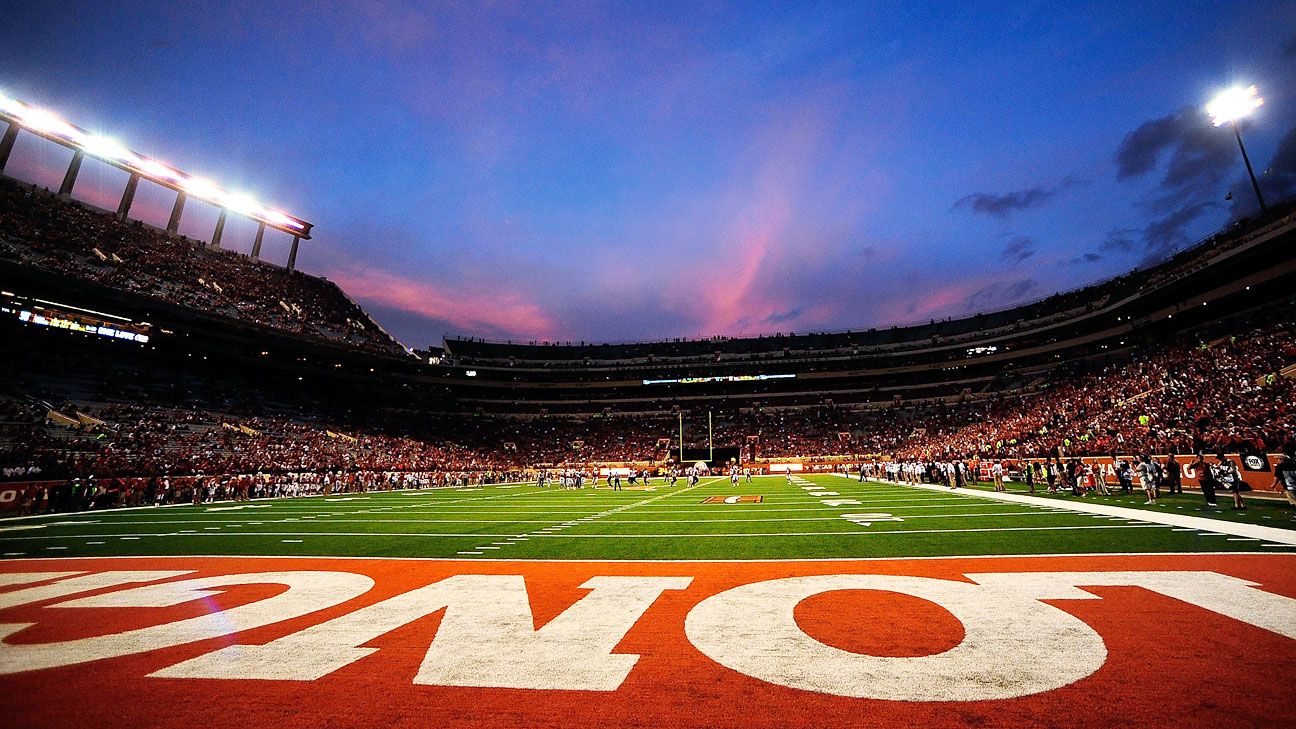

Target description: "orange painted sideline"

left=0, top=554, right=1293, bottom=729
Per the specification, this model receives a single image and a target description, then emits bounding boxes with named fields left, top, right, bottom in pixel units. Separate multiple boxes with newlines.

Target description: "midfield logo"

left=701, top=495, right=763, bottom=504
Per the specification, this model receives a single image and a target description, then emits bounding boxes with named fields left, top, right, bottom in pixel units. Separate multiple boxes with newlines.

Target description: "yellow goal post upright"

left=676, top=410, right=716, bottom=464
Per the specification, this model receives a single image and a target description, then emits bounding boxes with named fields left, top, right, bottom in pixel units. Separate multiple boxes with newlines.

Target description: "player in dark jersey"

left=1270, top=451, right=1296, bottom=516
left=1215, top=454, right=1245, bottom=510
left=1163, top=454, right=1183, bottom=494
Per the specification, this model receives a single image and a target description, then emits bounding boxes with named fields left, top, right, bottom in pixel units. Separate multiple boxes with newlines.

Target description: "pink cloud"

left=676, top=90, right=845, bottom=336
left=327, top=262, right=559, bottom=341
left=903, top=281, right=978, bottom=320
left=878, top=273, right=1040, bottom=326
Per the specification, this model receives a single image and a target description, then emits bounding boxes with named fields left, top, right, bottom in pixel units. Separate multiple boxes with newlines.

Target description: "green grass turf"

left=1, top=475, right=1293, bottom=560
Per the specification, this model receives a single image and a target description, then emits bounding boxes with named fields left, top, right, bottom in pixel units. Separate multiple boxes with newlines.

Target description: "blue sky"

left=1, top=1, right=1293, bottom=346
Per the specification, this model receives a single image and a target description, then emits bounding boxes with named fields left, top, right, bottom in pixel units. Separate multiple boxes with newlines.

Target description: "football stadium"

left=1, top=5, right=1295, bottom=728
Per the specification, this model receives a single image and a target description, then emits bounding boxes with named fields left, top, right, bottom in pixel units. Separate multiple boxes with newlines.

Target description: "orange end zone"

left=0, top=553, right=1293, bottom=728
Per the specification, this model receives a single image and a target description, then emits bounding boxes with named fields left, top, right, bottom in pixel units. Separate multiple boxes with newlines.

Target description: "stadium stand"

left=1, top=172, right=1295, bottom=513
left=3, top=313, right=1293, bottom=501
left=0, top=178, right=405, bottom=356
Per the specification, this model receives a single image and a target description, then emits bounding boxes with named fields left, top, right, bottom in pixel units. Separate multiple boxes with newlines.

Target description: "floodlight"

left=262, top=209, right=292, bottom=225
left=221, top=191, right=261, bottom=215
left=1206, top=84, right=1267, bottom=212
left=18, top=106, right=78, bottom=140
left=137, top=158, right=180, bottom=181
left=1205, top=85, right=1263, bottom=127
left=182, top=176, right=222, bottom=200
left=0, top=91, right=313, bottom=237
left=83, top=134, right=136, bottom=164
left=263, top=209, right=305, bottom=230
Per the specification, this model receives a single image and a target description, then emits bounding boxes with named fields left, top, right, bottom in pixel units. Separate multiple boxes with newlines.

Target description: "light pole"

left=1206, top=85, right=1266, bottom=213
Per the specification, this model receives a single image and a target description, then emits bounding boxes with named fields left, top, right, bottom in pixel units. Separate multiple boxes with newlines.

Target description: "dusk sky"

left=2, top=1, right=1294, bottom=347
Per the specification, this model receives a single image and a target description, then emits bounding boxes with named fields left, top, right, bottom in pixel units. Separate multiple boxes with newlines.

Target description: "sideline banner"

left=0, top=482, right=39, bottom=512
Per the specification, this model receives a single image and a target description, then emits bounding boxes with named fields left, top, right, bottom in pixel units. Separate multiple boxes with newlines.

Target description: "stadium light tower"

left=1206, top=84, right=1266, bottom=213
left=0, top=90, right=313, bottom=269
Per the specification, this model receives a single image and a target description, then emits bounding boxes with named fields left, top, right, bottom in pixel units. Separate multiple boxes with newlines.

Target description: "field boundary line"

left=846, top=476, right=1296, bottom=545
left=5, top=551, right=1291, bottom=564
left=57, top=511, right=1066, bottom=527
left=2, top=524, right=1168, bottom=541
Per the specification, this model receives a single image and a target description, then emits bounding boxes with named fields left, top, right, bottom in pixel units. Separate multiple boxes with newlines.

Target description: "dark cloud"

left=1141, top=202, right=1214, bottom=261
left=1000, top=236, right=1036, bottom=263
left=763, top=307, right=803, bottom=324
left=954, top=176, right=1086, bottom=217
left=1113, top=106, right=1243, bottom=259
left=964, top=278, right=1038, bottom=312
left=1076, top=228, right=1135, bottom=264
left=1260, top=124, right=1296, bottom=200
left=1114, top=106, right=1236, bottom=210
left=1116, top=114, right=1182, bottom=180
left=1100, top=228, right=1137, bottom=253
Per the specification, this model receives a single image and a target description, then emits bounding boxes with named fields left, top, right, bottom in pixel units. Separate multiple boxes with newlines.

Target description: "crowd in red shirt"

left=3, top=320, right=1291, bottom=507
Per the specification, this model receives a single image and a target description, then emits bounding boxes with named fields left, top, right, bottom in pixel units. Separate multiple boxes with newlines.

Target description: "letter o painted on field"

left=684, top=575, right=1106, bottom=701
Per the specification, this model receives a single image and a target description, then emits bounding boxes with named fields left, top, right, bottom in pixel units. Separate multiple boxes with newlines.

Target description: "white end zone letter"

left=685, top=574, right=1106, bottom=701
left=156, top=574, right=692, bottom=691
left=686, top=571, right=1296, bottom=701
left=0, top=571, right=373, bottom=674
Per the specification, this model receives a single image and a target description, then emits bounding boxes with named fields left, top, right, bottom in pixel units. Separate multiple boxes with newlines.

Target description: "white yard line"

left=5, top=532, right=522, bottom=540
left=456, top=477, right=728, bottom=555
left=524, top=524, right=1166, bottom=538
left=0, top=482, right=541, bottom=524
left=577, top=511, right=1093, bottom=524
left=50, top=511, right=1059, bottom=526
left=605, top=503, right=1019, bottom=514
left=35, top=504, right=1036, bottom=528
left=6, top=550, right=1294, bottom=564
left=338, top=502, right=980, bottom=513
left=844, top=476, right=1296, bottom=546
left=4, top=523, right=1167, bottom=541
left=0, top=482, right=556, bottom=528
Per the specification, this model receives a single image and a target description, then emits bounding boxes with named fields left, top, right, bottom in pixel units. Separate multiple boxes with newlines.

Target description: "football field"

left=3, top=474, right=1295, bottom=729
left=2, top=474, right=1294, bottom=560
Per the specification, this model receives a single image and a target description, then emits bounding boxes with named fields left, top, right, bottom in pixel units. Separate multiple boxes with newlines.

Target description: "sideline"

left=4, top=550, right=1293, bottom=563
left=838, top=475, right=1296, bottom=546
